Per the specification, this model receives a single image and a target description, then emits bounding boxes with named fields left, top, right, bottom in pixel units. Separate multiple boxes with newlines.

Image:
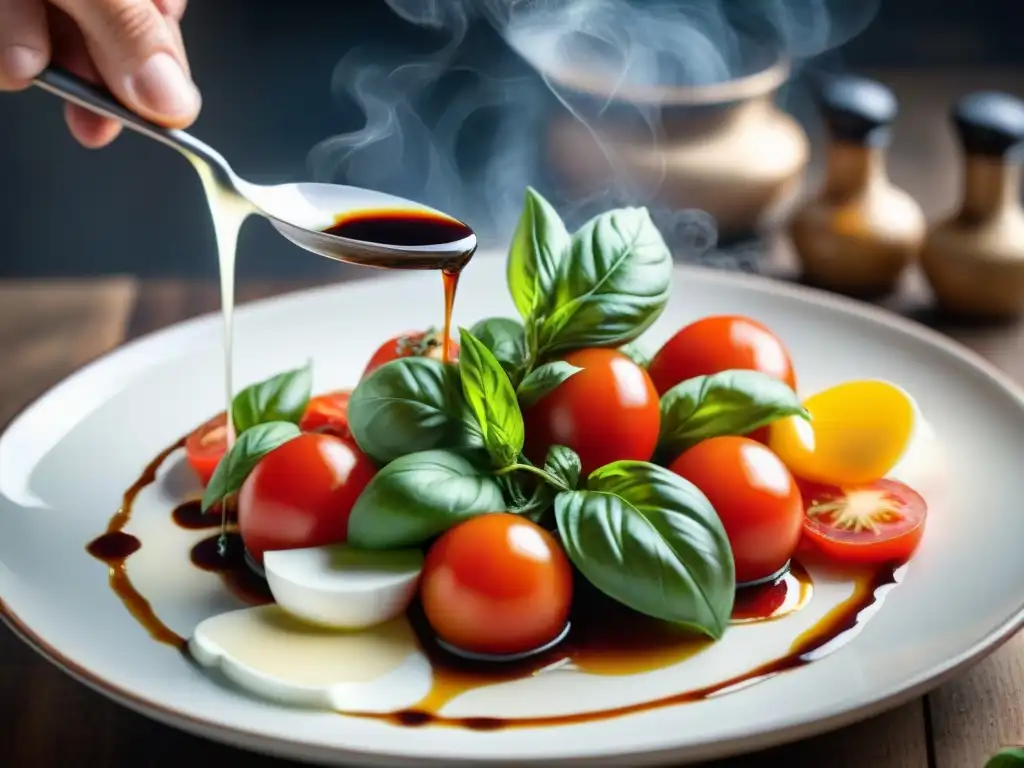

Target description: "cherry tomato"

left=669, top=436, right=803, bottom=585
left=238, top=433, right=377, bottom=564
left=524, top=348, right=660, bottom=478
left=185, top=412, right=228, bottom=488
left=769, top=379, right=917, bottom=486
left=362, top=328, right=459, bottom=379
left=420, top=513, right=574, bottom=656
left=798, top=478, right=926, bottom=565
left=300, top=389, right=352, bottom=439
left=647, top=315, right=798, bottom=395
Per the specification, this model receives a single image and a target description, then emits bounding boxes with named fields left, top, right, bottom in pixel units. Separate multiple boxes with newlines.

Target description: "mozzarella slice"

left=263, top=543, right=423, bottom=630
left=188, top=605, right=431, bottom=711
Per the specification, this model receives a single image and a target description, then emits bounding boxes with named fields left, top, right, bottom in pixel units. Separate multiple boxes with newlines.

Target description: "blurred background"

left=0, top=0, right=1021, bottom=282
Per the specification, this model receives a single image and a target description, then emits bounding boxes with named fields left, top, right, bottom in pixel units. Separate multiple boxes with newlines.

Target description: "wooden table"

left=5, top=70, right=1024, bottom=768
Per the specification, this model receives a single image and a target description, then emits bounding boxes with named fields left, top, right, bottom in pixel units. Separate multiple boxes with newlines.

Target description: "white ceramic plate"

left=3, top=254, right=1024, bottom=767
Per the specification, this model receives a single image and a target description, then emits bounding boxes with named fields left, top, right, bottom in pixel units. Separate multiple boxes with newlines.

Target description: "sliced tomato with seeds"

left=185, top=412, right=229, bottom=488
left=799, top=478, right=927, bottom=565
left=300, top=390, right=352, bottom=439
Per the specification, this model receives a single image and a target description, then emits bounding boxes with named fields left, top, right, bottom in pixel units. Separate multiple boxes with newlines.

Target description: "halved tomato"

left=300, top=390, right=352, bottom=439
left=185, top=412, right=228, bottom=488
left=799, top=478, right=927, bottom=565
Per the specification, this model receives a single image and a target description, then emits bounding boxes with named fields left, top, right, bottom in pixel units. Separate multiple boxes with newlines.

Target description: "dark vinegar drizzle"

left=190, top=533, right=272, bottom=605
left=364, top=562, right=899, bottom=731
left=85, top=437, right=187, bottom=649
left=441, top=268, right=459, bottom=363
left=172, top=499, right=235, bottom=530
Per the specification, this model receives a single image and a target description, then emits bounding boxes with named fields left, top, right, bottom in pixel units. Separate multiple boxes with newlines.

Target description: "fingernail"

left=2, top=45, right=47, bottom=81
left=126, top=51, right=198, bottom=118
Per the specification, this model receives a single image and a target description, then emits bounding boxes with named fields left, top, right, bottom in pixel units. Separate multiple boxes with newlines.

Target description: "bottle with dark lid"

left=788, top=75, right=925, bottom=297
left=921, top=91, right=1024, bottom=319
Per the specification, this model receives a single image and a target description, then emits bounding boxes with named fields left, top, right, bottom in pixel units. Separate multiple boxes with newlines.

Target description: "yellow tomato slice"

left=768, top=380, right=916, bottom=485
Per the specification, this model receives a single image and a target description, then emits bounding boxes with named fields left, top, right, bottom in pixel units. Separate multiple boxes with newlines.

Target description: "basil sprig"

left=507, top=187, right=569, bottom=324
left=348, top=356, right=477, bottom=465
left=231, top=361, right=312, bottom=434
left=555, top=461, right=735, bottom=638
left=201, top=422, right=301, bottom=511
left=467, top=317, right=528, bottom=386
left=505, top=187, right=673, bottom=367
left=347, top=449, right=506, bottom=549
left=657, top=369, right=809, bottom=461
left=534, top=207, right=673, bottom=355
left=457, top=328, right=525, bottom=469
left=516, top=361, right=581, bottom=408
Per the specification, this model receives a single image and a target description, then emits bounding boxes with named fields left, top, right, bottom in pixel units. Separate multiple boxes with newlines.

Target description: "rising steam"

left=308, top=0, right=879, bottom=250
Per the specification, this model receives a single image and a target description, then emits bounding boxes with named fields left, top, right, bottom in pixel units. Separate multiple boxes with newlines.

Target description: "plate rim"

left=3, top=261, right=1023, bottom=765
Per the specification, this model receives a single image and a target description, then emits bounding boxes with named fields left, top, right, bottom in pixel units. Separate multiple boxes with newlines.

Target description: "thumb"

left=53, top=0, right=200, bottom=127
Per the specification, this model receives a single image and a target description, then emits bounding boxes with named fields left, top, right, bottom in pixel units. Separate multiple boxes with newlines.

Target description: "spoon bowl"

left=32, top=67, right=476, bottom=269
left=251, top=182, right=477, bottom=270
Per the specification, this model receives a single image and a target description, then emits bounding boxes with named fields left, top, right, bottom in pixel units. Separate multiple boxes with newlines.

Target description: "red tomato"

left=669, top=436, right=804, bottom=585
left=420, top=513, right=574, bottom=656
left=798, top=479, right=927, bottom=565
left=524, top=348, right=660, bottom=478
left=647, top=315, right=798, bottom=395
left=746, top=426, right=771, bottom=445
left=362, top=328, right=459, bottom=379
left=238, top=433, right=377, bottom=563
left=185, top=412, right=228, bottom=488
left=300, top=390, right=352, bottom=439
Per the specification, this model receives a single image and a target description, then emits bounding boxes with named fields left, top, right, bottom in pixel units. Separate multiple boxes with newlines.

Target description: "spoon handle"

left=32, top=66, right=239, bottom=189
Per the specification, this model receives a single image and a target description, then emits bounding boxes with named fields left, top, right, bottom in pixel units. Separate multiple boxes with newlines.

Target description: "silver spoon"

left=32, top=67, right=477, bottom=270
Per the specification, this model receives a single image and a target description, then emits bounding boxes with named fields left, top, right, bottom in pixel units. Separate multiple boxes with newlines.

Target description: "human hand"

left=0, top=0, right=200, bottom=147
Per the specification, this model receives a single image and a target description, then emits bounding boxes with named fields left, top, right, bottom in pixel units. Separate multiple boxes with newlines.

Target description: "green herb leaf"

left=620, top=342, right=651, bottom=369
left=545, top=445, right=581, bottom=491
left=536, top=207, right=672, bottom=355
left=348, top=357, right=474, bottom=465
left=657, top=369, right=808, bottom=460
left=507, top=187, right=571, bottom=322
left=457, top=327, right=525, bottom=468
left=467, top=316, right=528, bottom=385
left=500, top=474, right=554, bottom=524
left=555, top=460, right=734, bottom=639
left=986, top=748, right=1024, bottom=767
left=516, top=361, right=582, bottom=408
left=201, top=422, right=301, bottom=511
left=347, top=450, right=507, bottom=549
left=231, top=361, right=313, bottom=434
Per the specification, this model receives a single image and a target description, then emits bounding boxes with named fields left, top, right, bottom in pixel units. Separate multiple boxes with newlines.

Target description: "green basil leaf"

left=348, top=357, right=473, bottom=465
left=467, top=316, right=528, bottom=384
left=537, top=207, right=672, bottom=355
left=657, top=369, right=808, bottom=460
left=516, top=360, right=582, bottom=408
left=457, top=327, right=525, bottom=468
left=545, top=445, right=581, bottom=491
left=499, top=473, right=554, bottom=524
left=201, top=422, right=301, bottom=511
left=555, top=460, right=734, bottom=639
left=347, top=450, right=506, bottom=549
left=231, top=361, right=313, bottom=433
left=620, top=342, right=651, bottom=369
left=986, top=748, right=1024, bottom=768
left=507, top=187, right=571, bottom=322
